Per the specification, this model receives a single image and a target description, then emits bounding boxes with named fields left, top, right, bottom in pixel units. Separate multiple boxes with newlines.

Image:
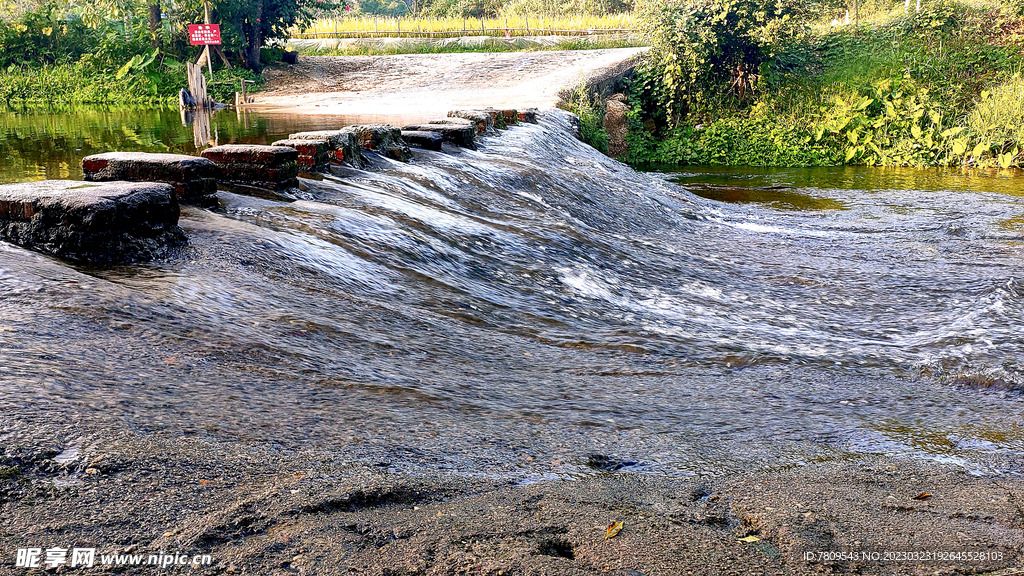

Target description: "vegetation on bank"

left=0, top=0, right=328, bottom=105
left=613, top=0, right=1024, bottom=169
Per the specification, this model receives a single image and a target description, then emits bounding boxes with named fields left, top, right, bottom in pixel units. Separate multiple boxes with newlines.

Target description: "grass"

left=295, top=12, right=637, bottom=38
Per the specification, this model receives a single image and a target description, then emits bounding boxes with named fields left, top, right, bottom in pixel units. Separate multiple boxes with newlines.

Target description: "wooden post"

left=203, top=0, right=213, bottom=82
left=480, top=17, right=484, bottom=34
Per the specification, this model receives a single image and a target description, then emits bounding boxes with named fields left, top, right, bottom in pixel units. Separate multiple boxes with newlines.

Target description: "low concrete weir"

left=200, top=144, right=300, bottom=191
left=2, top=107, right=541, bottom=263
left=0, top=180, right=184, bottom=262
left=82, top=151, right=218, bottom=207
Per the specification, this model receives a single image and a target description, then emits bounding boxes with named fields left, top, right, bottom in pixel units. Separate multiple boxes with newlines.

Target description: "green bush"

left=559, top=82, right=609, bottom=153
left=962, top=75, right=1024, bottom=167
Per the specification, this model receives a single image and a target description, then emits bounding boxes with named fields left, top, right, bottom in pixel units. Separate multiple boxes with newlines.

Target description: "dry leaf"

left=605, top=521, right=623, bottom=539
left=912, top=492, right=932, bottom=500
left=738, top=536, right=760, bottom=543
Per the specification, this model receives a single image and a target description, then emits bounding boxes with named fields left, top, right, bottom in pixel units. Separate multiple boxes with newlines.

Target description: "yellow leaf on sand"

left=605, top=521, right=623, bottom=539
left=738, top=536, right=760, bottom=543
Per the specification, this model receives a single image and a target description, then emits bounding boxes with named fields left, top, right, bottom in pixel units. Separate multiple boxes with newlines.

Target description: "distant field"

left=293, top=13, right=637, bottom=38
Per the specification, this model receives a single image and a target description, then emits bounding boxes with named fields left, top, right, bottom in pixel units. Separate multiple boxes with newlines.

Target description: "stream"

left=1, top=106, right=1022, bottom=481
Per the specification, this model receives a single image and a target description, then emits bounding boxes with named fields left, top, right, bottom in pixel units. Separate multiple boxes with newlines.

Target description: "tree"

left=635, top=0, right=806, bottom=121
left=148, top=1, right=161, bottom=49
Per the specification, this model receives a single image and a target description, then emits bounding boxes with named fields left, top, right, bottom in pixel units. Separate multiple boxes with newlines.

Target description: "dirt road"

left=256, top=48, right=647, bottom=115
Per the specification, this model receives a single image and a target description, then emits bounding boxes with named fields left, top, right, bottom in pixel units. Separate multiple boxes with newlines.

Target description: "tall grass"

left=296, top=13, right=636, bottom=37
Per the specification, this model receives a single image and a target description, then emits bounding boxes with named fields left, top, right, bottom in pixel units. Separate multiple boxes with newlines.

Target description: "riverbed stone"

left=288, top=130, right=364, bottom=168
left=272, top=138, right=331, bottom=170
left=401, top=131, right=444, bottom=151
left=446, top=110, right=493, bottom=134
left=0, top=180, right=184, bottom=263
left=82, top=152, right=218, bottom=206
left=200, top=145, right=299, bottom=191
left=339, top=124, right=411, bottom=161
left=401, top=123, right=476, bottom=149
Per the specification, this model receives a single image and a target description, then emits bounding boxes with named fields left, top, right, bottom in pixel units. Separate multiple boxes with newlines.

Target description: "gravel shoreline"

left=3, top=429, right=1022, bottom=575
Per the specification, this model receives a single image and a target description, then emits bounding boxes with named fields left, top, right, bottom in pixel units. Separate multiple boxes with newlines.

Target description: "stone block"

left=445, top=110, right=493, bottom=134
left=401, top=124, right=476, bottom=149
left=288, top=130, right=364, bottom=168
left=401, top=131, right=444, bottom=152
left=82, top=151, right=217, bottom=206
left=272, top=138, right=331, bottom=169
left=200, top=145, right=300, bottom=191
left=0, top=180, right=184, bottom=262
left=339, top=124, right=411, bottom=161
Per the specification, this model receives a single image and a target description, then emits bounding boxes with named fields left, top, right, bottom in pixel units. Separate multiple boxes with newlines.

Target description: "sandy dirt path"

left=255, top=48, right=647, bottom=115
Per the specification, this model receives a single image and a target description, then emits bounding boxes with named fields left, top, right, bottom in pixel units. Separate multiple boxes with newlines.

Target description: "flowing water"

left=1, top=107, right=1023, bottom=480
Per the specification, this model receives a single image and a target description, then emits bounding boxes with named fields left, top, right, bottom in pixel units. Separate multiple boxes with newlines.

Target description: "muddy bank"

left=256, top=49, right=646, bottom=115
left=2, top=430, right=1022, bottom=575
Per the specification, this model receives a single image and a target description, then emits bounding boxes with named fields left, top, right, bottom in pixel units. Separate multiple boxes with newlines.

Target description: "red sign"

left=188, top=24, right=221, bottom=45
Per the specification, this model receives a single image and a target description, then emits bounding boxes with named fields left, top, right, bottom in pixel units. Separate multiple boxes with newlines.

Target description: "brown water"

left=1, top=107, right=1022, bottom=481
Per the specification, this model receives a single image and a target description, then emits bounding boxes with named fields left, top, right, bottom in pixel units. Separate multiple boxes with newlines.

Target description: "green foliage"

left=963, top=75, right=1024, bottom=168
left=559, top=82, right=608, bottom=153
left=634, top=0, right=805, bottom=120
left=358, top=0, right=411, bottom=16
left=623, top=106, right=840, bottom=167
left=625, top=0, right=1024, bottom=170
left=0, top=62, right=177, bottom=105
left=423, top=0, right=504, bottom=18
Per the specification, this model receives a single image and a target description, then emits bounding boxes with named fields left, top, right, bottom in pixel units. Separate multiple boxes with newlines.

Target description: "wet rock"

left=82, top=151, right=218, bottom=207
left=518, top=108, right=539, bottom=123
left=288, top=130, right=363, bottom=168
left=402, top=123, right=476, bottom=149
left=0, top=180, right=185, bottom=263
left=272, top=138, right=330, bottom=170
left=401, top=131, right=444, bottom=152
left=340, top=124, right=411, bottom=161
left=446, top=110, right=493, bottom=134
left=200, top=144, right=299, bottom=191
left=603, top=94, right=629, bottom=158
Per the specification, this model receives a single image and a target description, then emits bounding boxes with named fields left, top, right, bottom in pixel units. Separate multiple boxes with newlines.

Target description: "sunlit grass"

left=296, top=12, right=637, bottom=38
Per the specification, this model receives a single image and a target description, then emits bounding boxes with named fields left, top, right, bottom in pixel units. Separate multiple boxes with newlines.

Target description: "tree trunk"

left=242, top=0, right=265, bottom=72
left=148, top=1, right=161, bottom=50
